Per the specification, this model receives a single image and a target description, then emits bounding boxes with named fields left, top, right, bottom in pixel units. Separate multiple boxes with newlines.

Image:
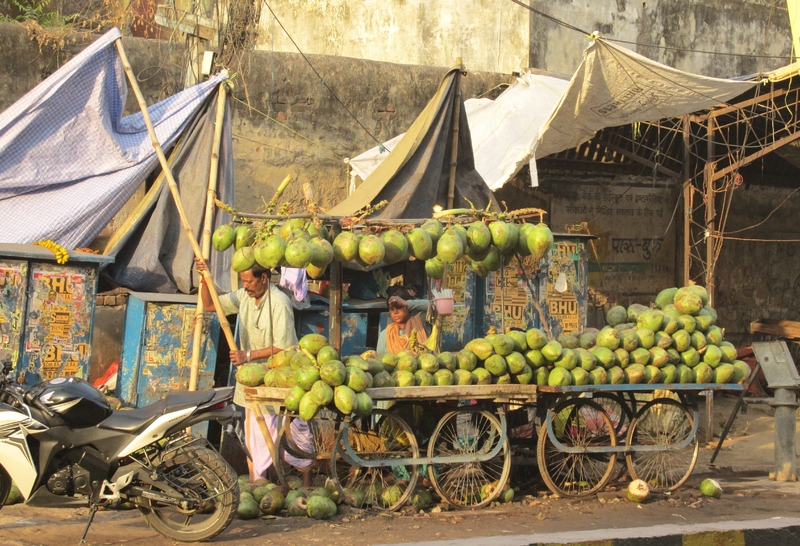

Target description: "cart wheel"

left=592, top=393, right=634, bottom=483
left=275, top=410, right=342, bottom=487
left=280, top=409, right=341, bottom=460
left=625, top=397, right=699, bottom=491
left=331, top=409, right=419, bottom=512
left=537, top=398, right=617, bottom=497
left=427, top=409, right=511, bottom=509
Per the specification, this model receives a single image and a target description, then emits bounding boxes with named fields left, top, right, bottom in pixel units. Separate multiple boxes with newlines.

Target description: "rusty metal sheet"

left=118, top=294, right=220, bottom=408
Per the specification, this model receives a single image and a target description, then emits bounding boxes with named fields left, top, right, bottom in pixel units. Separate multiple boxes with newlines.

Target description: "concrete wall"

left=247, top=1, right=792, bottom=78
left=226, top=50, right=509, bottom=209
left=252, top=0, right=529, bottom=74
left=528, top=0, right=791, bottom=77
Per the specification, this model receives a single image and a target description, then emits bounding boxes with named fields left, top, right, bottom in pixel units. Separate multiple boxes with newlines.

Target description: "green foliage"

left=2, top=0, right=78, bottom=26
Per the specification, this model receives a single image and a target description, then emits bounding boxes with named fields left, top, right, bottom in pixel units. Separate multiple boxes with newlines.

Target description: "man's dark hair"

left=250, top=264, right=269, bottom=278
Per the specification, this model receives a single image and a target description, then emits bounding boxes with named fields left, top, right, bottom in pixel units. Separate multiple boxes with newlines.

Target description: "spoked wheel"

left=276, top=410, right=341, bottom=487
left=137, top=443, right=238, bottom=542
left=537, top=398, right=617, bottom=497
left=427, top=409, right=511, bottom=509
left=625, top=397, right=699, bottom=491
left=331, top=409, right=419, bottom=511
left=592, top=393, right=634, bottom=483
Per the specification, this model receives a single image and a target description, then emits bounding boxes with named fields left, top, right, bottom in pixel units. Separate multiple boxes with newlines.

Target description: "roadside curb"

left=378, top=518, right=800, bottom=546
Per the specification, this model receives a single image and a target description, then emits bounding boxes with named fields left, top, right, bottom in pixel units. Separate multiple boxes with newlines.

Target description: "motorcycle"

left=0, top=354, right=240, bottom=543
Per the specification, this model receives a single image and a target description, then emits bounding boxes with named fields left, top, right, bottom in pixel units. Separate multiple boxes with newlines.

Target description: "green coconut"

left=527, top=223, right=554, bottom=260
left=606, top=305, right=628, bottom=327
left=212, top=224, right=236, bottom=251
left=232, top=246, right=256, bottom=272
left=525, top=328, right=548, bottom=350
left=407, top=228, right=435, bottom=260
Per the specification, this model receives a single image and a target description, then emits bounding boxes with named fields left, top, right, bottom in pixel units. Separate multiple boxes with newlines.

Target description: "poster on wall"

left=550, top=181, right=677, bottom=302
left=23, top=263, right=95, bottom=380
left=0, top=260, right=28, bottom=364
left=440, top=259, right=474, bottom=350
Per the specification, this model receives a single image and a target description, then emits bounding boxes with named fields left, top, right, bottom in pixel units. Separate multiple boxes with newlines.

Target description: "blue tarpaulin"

left=0, top=28, right=225, bottom=248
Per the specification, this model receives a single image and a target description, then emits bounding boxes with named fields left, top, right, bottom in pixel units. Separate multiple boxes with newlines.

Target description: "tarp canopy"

left=101, top=89, right=234, bottom=294
left=330, top=67, right=499, bottom=218
left=0, top=28, right=226, bottom=248
left=533, top=38, right=756, bottom=162
left=348, top=39, right=757, bottom=189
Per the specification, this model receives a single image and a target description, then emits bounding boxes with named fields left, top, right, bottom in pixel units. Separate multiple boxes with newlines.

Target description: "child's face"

left=389, top=306, right=410, bottom=324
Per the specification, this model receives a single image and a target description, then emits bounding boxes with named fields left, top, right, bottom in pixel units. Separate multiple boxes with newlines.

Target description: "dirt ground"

left=1, top=394, right=798, bottom=546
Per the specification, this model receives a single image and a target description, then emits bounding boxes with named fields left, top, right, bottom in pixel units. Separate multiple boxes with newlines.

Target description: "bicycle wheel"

left=625, top=397, right=699, bottom=491
left=537, top=398, right=617, bottom=497
left=427, top=409, right=511, bottom=509
left=331, top=409, right=419, bottom=511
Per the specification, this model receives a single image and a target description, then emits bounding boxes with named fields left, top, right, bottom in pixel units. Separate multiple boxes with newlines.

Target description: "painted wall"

left=253, top=0, right=530, bottom=74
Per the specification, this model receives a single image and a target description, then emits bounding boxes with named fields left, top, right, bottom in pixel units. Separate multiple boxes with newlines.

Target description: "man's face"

left=240, top=270, right=268, bottom=300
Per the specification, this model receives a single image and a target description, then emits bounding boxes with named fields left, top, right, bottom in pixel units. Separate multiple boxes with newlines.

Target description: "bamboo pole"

left=189, top=83, right=228, bottom=392
left=114, top=39, right=237, bottom=351
left=446, top=59, right=463, bottom=209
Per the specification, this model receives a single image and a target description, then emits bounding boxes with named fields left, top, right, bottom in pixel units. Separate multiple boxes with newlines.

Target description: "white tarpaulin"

left=348, top=72, right=570, bottom=190
left=533, top=38, right=756, bottom=163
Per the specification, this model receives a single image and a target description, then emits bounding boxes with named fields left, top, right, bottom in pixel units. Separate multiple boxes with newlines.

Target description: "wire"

left=508, top=0, right=791, bottom=61
left=721, top=236, right=800, bottom=242
left=507, top=0, right=591, bottom=36
left=261, top=0, right=383, bottom=146
left=605, top=38, right=791, bottom=61
left=724, top=185, right=800, bottom=234
left=231, top=96, right=341, bottom=158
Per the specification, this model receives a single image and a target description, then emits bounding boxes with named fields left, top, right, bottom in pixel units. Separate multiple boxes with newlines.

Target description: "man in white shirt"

left=196, top=259, right=311, bottom=484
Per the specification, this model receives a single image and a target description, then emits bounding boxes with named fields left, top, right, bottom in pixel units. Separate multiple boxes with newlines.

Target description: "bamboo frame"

left=189, top=82, right=228, bottom=392
left=114, top=38, right=237, bottom=351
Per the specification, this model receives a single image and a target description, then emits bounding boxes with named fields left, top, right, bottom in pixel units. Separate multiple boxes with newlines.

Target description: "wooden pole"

left=446, top=59, right=463, bottom=209
left=328, top=224, right=343, bottom=352
left=189, top=82, right=228, bottom=392
left=114, top=39, right=237, bottom=351
left=682, top=116, right=692, bottom=287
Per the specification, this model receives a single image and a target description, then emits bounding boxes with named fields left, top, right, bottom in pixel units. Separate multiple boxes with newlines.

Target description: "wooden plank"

left=243, top=384, right=538, bottom=404
left=750, top=319, right=800, bottom=340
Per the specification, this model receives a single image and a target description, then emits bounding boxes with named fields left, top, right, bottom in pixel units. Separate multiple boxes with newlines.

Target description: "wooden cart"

left=244, top=382, right=743, bottom=509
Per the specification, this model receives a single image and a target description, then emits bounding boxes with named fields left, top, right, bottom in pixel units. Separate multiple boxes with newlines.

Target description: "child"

left=377, top=286, right=429, bottom=355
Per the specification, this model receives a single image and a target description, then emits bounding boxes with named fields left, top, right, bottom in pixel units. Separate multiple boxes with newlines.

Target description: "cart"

left=244, top=381, right=743, bottom=509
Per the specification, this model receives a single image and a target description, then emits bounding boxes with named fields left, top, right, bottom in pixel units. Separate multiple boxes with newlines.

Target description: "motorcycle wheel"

left=0, top=465, right=11, bottom=509
left=137, top=444, right=238, bottom=542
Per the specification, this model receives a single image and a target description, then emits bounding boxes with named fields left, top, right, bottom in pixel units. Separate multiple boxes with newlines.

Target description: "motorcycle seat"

left=97, top=391, right=216, bottom=433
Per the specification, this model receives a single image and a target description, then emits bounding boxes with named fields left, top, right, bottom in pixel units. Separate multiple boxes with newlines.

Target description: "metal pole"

left=114, top=38, right=238, bottom=351
left=771, top=388, right=798, bottom=482
left=189, top=83, right=228, bottom=392
left=704, top=117, right=716, bottom=305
